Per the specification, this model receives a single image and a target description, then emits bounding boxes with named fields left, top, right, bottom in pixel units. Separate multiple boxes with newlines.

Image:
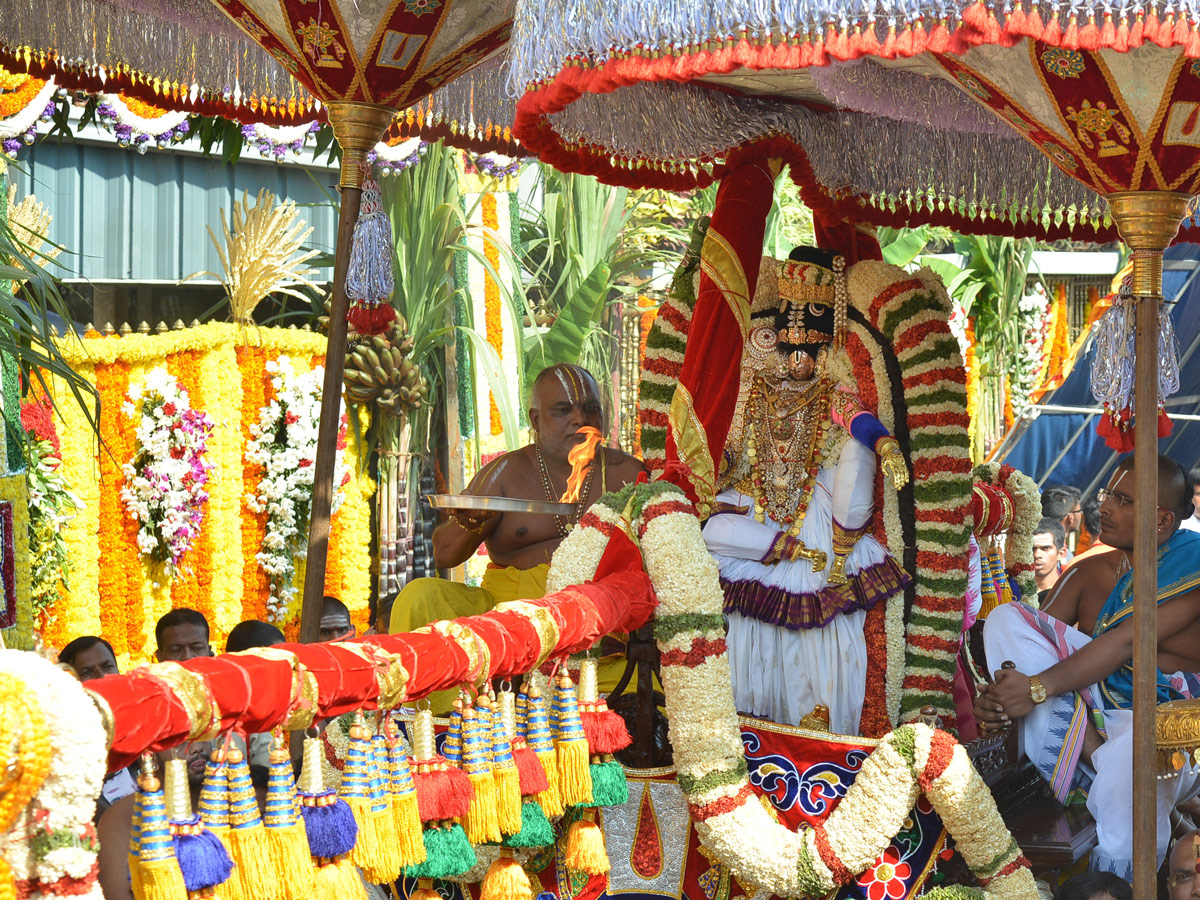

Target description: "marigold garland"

left=42, top=365, right=101, bottom=650
left=44, top=323, right=373, bottom=661
left=482, top=191, right=503, bottom=436
left=95, top=361, right=138, bottom=664
left=0, top=75, right=47, bottom=120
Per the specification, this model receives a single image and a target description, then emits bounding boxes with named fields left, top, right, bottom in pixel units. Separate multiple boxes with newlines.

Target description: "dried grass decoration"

left=4, top=185, right=62, bottom=283
left=190, top=188, right=320, bottom=325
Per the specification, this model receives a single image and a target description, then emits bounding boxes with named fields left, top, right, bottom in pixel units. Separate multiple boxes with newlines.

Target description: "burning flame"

left=561, top=427, right=602, bottom=503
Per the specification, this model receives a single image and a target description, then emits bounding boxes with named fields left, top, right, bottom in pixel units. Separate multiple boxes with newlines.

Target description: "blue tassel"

left=172, top=818, right=234, bottom=893
left=300, top=791, right=359, bottom=860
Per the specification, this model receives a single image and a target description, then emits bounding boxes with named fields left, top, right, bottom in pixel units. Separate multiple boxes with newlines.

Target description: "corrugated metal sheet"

left=10, top=141, right=339, bottom=283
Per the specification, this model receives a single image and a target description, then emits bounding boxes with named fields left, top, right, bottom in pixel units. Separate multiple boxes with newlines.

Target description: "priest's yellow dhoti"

left=389, top=562, right=637, bottom=709
left=391, top=564, right=549, bottom=713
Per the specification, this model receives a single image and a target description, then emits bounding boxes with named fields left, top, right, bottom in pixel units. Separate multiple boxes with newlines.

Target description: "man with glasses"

left=1169, top=831, right=1200, bottom=900
left=975, top=454, right=1200, bottom=880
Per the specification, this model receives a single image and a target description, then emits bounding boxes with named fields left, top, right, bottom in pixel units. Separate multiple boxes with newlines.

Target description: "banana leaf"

left=522, top=259, right=610, bottom=397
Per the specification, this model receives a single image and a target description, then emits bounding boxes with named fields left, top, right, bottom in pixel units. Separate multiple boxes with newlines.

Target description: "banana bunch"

left=343, top=317, right=428, bottom=414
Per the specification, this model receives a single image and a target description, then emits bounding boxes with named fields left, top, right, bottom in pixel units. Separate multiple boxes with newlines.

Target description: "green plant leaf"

left=523, top=260, right=610, bottom=396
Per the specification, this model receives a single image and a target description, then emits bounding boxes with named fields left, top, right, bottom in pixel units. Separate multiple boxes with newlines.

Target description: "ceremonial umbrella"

left=201, top=0, right=514, bottom=642
left=504, top=4, right=1200, bottom=887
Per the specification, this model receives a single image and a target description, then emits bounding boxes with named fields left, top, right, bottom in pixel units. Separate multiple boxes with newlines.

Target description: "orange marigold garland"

left=238, top=345, right=273, bottom=623
left=482, top=191, right=503, bottom=436
left=96, top=361, right=137, bottom=663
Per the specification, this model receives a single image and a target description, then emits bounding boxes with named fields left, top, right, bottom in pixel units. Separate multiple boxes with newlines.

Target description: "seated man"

left=978, top=454, right=1200, bottom=879
left=392, top=364, right=645, bottom=702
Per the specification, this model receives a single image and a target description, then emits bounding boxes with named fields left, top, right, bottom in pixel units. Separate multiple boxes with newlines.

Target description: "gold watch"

left=1029, top=675, right=1048, bottom=705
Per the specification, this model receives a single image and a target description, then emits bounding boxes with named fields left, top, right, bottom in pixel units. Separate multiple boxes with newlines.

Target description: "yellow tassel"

left=226, top=748, right=281, bottom=900
left=266, top=822, right=315, bottom=900
left=385, top=713, right=425, bottom=871
left=340, top=716, right=390, bottom=879
left=311, top=858, right=367, bottom=900
left=263, top=739, right=316, bottom=900
left=136, top=856, right=188, bottom=900
left=391, top=789, right=425, bottom=868
left=564, top=819, right=610, bottom=876
left=480, top=853, right=534, bottom=900
left=494, top=765, right=524, bottom=836
left=463, top=702, right=502, bottom=844
left=360, top=734, right=403, bottom=884
left=554, top=675, right=593, bottom=808
left=524, top=686, right=563, bottom=818
left=489, top=701, right=524, bottom=837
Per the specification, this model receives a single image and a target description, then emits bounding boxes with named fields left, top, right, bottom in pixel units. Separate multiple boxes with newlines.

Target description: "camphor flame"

left=561, top=427, right=602, bottom=503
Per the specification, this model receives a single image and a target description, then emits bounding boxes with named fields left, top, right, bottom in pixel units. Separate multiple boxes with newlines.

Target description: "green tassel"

left=586, top=761, right=629, bottom=809
left=501, top=801, right=554, bottom=849
left=404, top=825, right=477, bottom=880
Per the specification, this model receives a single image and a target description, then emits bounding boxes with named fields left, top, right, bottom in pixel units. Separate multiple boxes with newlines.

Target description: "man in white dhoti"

left=703, top=248, right=909, bottom=733
left=978, top=454, right=1200, bottom=880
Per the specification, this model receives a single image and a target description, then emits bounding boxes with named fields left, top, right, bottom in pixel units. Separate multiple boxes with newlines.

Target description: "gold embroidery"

left=493, top=600, right=561, bottom=669
left=669, top=383, right=716, bottom=515
left=699, top=229, right=751, bottom=338
left=143, top=662, right=223, bottom=742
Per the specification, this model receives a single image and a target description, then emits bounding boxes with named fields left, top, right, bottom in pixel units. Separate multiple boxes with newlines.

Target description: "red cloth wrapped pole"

left=90, top=570, right=657, bottom=771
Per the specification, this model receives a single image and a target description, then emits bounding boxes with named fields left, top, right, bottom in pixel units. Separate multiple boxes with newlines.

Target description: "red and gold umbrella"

left=504, top=4, right=1200, bottom=887
left=205, top=0, right=515, bottom=641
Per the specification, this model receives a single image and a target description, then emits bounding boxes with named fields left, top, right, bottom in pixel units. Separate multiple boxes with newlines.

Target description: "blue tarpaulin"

left=994, top=244, right=1200, bottom=495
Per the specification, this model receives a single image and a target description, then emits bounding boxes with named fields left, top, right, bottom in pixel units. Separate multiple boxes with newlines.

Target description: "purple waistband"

left=721, top=556, right=909, bottom=631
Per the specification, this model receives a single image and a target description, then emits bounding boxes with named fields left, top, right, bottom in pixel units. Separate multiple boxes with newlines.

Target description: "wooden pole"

left=1106, top=191, right=1189, bottom=895
left=299, top=101, right=396, bottom=645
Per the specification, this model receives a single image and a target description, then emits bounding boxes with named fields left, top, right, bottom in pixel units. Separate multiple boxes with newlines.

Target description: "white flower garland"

left=547, top=486, right=1037, bottom=900
left=245, top=356, right=348, bottom=621
left=0, top=649, right=106, bottom=899
left=121, top=366, right=214, bottom=579
left=97, top=94, right=190, bottom=141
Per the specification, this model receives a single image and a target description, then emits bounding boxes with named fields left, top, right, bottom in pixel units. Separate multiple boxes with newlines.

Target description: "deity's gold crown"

left=777, top=260, right=837, bottom=308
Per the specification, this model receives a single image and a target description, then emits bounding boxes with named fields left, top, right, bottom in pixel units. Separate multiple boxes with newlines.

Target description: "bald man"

left=976, top=454, right=1200, bottom=879
left=391, top=364, right=645, bottom=706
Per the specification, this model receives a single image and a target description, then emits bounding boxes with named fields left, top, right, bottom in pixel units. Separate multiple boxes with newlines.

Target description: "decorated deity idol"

left=703, top=247, right=910, bottom=733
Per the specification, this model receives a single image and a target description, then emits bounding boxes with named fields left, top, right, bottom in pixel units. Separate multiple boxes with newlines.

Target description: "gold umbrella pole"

left=1105, top=190, right=1190, bottom=896
left=300, top=101, right=396, bottom=645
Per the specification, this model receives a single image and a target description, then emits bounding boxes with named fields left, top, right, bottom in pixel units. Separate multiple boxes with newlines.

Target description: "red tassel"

left=348, top=303, right=396, bottom=336
left=881, top=24, right=898, bottom=57
left=912, top=18, right=930, bottom=52
left=731, top=34, right=754, bottom=67
left=983, top=8, right=1004, bottom=42
left=1177, top=12, right=1192, bottom=44
left=1187, top=22, right=1200, bottom=54
left=960, top=0, right=991, bottom=34
left=708, top=38, right=734, bottom=72
left=411, top=762, right=473, bottom=822
left=1113, top=14, right=1130, bottom=48
left=1062, top=12, right=1081, bottom=46
left=1025, top=4, right=1045, bottom=36
left=1145, top=10, right=1163, bottom=44
left=928, top=19, right=952, bottom=51
left=580, top=703, right=632, bottom=756
left=1042, top=10, right=1063, bottom=43
left=511, top=744, right=549, bottom=797
left=1079, top=13, right=1101, bottom=47
left=1159, top=407, right=1174, bottom=438
left=1005, top=2, right=1028, bottom=36
left=1130, top=12, right=1146, bottom=45
left=847, top=25, right=865, bottom=57
left=1098, top=12, right=1117, bottom=45
left=896, top=23, right=915, bottom=55
left=859, top=22, right=883, bottom=56
left=828, top=25, right=851, bottom=59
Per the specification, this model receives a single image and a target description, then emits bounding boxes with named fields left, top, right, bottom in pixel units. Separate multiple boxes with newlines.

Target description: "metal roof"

left=9, top=135, right=339, bottom=284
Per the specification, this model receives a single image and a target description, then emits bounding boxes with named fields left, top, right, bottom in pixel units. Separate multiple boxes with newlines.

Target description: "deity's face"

left=784, top=349, right=817, bottom=382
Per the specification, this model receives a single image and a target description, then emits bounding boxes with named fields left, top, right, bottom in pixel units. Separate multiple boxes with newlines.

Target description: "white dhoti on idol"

left=704, top=439, right=907, bottom=733
left=984, top=601, right=1200, bottom=880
